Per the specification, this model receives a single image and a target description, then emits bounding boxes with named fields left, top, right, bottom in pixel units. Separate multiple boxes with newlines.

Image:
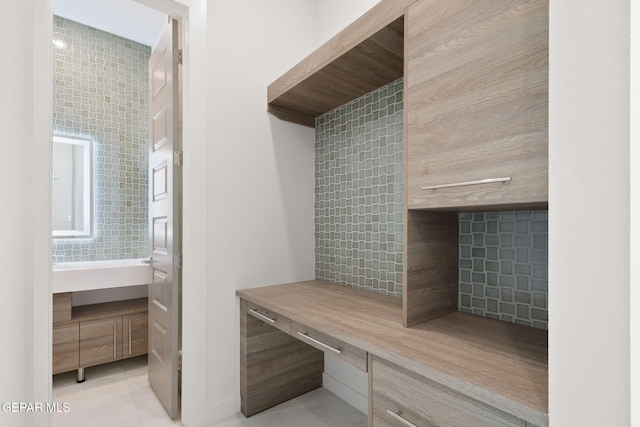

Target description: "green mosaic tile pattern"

left=315, top=79, right=404, bottom=297
left=459, top=211, right=548, bottom=329
left=52, top=16, right=150, bottom=262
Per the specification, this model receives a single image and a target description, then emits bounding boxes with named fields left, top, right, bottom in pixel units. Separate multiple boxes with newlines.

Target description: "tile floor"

left=52, top=356, right=367, bottom=427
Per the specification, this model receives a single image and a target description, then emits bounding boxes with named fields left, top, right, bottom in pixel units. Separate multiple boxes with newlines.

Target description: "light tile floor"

left=52, top=356, right=367, bottom=427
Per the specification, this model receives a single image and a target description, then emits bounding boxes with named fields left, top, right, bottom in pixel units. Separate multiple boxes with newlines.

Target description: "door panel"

left=148, top=18, right=181, bottom=419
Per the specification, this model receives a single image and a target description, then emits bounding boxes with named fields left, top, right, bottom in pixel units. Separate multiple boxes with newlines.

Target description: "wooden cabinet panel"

left=240, top=299, right=323, bottom=417
left=53, top=293, right=72, bottom=324
left=403, top=210, right=459, bottom=327
left=291, top=320, right=368, bottom=372
left=405, top=0, right=548, bottom=210
left=123, top=313, right=148, bottom=359
left=53, top=322, right=79, bottom=375
left=80, top=316, right=122, bottom=368
left=372, top=357, right=526, bottom=427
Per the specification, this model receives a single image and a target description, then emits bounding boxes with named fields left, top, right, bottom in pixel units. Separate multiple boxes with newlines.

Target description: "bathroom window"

left=52, top=135, right=92, bottom=237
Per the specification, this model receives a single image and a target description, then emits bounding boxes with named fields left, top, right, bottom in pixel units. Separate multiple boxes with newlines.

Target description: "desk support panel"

left=240, top=299, right=324, bottom=417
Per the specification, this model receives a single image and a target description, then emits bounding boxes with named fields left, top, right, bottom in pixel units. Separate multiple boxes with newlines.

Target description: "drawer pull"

left=128, top=319, right=132, bottom=356
left=248, top=308, right=276, bottom=324
left=421, top=177, right=511, bottom=190
left=386, top=409, right=417, bottom=427
left=296, top=332, right=342, bottom=355
left=113, top=322, right=117, bottom=359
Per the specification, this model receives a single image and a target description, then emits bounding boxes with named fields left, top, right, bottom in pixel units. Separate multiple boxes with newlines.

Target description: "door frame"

left=33, top=0, right=209, bottom=425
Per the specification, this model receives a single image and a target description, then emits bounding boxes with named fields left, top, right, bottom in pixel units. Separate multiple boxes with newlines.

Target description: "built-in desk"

left=237, top=280, right=548, bottom=426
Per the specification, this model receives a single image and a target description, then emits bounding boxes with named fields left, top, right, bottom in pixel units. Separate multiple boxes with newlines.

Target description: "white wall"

left=315, top=0, right=380, bottom=47
left=0, top=0, right=34, bottom=412
left=549, top=0, right=631, bottom=425
left=201, top=0, right=318, bottom=422
left=631, top=1, right=640, bottom=423
left=0, top=0, right=51, bottom=425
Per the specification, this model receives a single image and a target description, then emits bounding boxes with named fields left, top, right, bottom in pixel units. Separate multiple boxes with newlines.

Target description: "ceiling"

left=53, top=0, right=167, bottom=47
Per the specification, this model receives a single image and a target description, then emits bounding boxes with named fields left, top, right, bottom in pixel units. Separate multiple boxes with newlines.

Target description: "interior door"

left=148, top=18, right=181, bottom=419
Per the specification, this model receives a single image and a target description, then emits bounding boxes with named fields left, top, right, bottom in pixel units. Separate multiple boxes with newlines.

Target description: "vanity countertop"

left=52, top=259, right=151, bottom=293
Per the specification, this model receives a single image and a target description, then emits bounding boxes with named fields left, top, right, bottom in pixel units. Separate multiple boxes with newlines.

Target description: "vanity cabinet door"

left=79, top=316, right=122, bottom=368
left=123, top=313, right=148, bottom=359
left=372, top=357, right=525, bottom=427
left=53, top=322, right=79, bottom=374
left=405, top=0, right=548, bottom=210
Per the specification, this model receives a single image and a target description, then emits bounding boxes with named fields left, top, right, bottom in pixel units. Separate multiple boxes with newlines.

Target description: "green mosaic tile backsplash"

left=315, top=79, right=404, bottom=297
left=52, top=16, right=150, bottom=262
left=459, top=211, right=548, bottom=329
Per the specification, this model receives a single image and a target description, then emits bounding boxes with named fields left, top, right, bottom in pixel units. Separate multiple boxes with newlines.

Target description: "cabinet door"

left=406, top=0, right=548, bottom=210
left=53, top=323, right=79, bottom=374
left=79, top=316, right=122, bottom=368
left=123, top=313, right=148, bottom=359
left=372, top=357, right=525, bottom=427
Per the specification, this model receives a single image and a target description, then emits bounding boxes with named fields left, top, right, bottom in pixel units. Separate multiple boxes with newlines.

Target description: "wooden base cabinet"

left=123, top=313, right=148, bottom=359
left=80, top=316, right=123, bottom=368
left=371, top=357, right=528, bottom=427
left=53, top=323, right=79, bottom=375
left=52, top=297, right=148, bottom=378
left=78, top=312, right=148, bottom=370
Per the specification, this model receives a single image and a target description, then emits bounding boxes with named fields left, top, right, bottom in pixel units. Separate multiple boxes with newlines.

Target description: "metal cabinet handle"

left=421, top=177, right=511, bottom=190
left=386, top=409, right=417, bottom=427
left=128, top=319, right=132, bottom=356
left=296, top=331, right=342, bottom=355
left=113, top=321, right=117, bottom=359
left=248, top=308, right=276, bottom=324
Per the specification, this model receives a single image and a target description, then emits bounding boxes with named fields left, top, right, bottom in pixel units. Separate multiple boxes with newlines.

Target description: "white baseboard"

left=323, top=372, right=368, bottom=415
left=190, top=394, right=239, bottom=426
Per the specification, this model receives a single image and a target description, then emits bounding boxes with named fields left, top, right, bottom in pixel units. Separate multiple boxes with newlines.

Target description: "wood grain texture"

left=268, top=0, right=414, bottom=126
left=403, top=210, right=459, bottom=327
left=291, top=320, right=368, bottom=372
left=53, top=322, right=79, bottom=375
left=53, top=298, right=148, bottom=374
left=72, top=298, right=148, bottom=322
left=372, top=356, right=526, bottom=426
left=123, top=312, right=148, bottom=359
left=53, top=292, right=72, bottom=324
left=240, top=299, right=323, bottom=417
left=237, top=281, right=548, bottom=426
left=248, top=301, right=291, bottom=334
left=406, top=0, right=548, bottom=209
left=79, top=316, right=122, bottom=368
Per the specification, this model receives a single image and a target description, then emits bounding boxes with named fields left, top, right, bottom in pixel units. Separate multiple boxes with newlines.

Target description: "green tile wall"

left=459, top=211, right=549, bottom=329
left=315, top=79, right=404, bottom=297
left=52, top=16, right=150, bottom=262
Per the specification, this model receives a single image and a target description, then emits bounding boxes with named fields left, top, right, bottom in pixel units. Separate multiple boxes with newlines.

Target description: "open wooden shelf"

left=267, top=0, right=416, bottom=127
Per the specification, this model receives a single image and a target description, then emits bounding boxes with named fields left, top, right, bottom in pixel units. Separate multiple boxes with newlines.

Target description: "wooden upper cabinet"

left=406, top=0, right=549, bottom=210
left=267, top=0, right=416, bottom=127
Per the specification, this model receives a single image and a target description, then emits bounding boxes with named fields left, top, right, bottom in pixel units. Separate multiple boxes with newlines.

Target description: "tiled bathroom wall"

left=315, top=79, right=404, bottom=297
left=459, top=211, right=549, bottom=329
left=52, top=16, right=150, bottom=262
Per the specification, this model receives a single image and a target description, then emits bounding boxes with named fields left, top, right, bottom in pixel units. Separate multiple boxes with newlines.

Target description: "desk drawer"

left=247, top=301, right=291, bottom=334
left=291, top=320, right=367, bottom=372
left=372, top=357, right=525, bottom=427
